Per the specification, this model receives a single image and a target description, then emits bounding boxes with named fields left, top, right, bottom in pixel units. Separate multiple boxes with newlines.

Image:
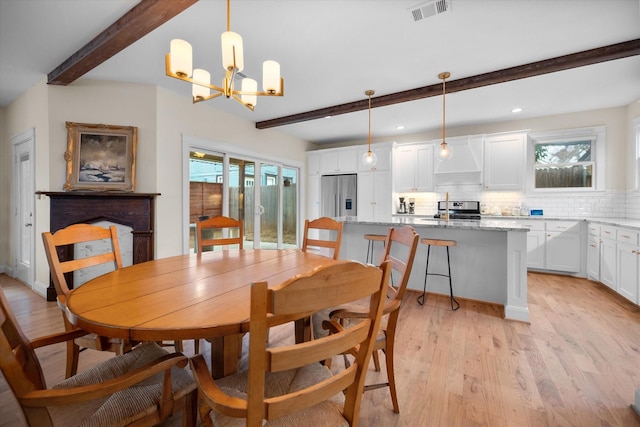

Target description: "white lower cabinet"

left=587, top=222, right=639, bottom=304
left=587, top=235, right=600, bottom=279
left=545, top=221, right=582, bottom=273
left=522, top=220, right=582, bottom=273
left=616, top=228, right=639, bottom=304
left=521, top=220, right=545, bottom=269
left=600, top=236, right=617, bottom=290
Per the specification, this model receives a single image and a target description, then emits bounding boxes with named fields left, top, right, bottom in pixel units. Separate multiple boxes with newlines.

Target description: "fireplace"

left=38, top=191, right=160, bottom=301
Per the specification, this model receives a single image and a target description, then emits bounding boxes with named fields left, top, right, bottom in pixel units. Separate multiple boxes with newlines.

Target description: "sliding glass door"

left=187, top=147, right=298, bottom=251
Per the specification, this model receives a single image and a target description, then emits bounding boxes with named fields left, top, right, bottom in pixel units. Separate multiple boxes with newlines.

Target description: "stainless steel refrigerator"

left=320, top=174, right=357, bottom=218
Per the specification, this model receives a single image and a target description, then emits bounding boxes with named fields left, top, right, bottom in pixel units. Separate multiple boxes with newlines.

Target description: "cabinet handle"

left=620, top=234, right=630, bottom=239
left=589, top=244, right=597, bottom=248
left=603, top=231, right=611, bottom=236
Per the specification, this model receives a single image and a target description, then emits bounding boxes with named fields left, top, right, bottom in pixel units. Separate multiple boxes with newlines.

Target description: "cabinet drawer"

left=587, top=223, right=600, bottom=236
left=546, top=221, right=580, bottom=233
left=616, top=228, right=639, bottom=246
left=600, top=225, right=617, bottom=240
left=519, top=220, right=544, bottom=231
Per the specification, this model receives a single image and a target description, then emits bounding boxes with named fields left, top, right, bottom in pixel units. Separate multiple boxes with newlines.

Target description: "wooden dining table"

left=65, top=249, right=337, bottom=378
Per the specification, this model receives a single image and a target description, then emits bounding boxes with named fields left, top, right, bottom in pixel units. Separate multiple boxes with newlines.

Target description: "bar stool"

left=417, top=238, right=460, bottom=310
left=364, top=234, right=386, bottom=264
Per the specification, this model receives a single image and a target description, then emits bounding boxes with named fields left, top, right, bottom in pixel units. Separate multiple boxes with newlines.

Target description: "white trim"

left=181, top=134, right=303, bottom=252
left=12, top=128, right=35, bottom=288
left=529, top=126, right=605, bottom=192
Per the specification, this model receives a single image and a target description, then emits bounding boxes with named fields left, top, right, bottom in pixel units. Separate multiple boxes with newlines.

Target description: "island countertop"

left=336, top=216, right=530, bottom=232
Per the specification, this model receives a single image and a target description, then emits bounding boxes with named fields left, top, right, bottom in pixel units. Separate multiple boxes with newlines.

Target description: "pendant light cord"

left=441, top=75, right=446, bottom=144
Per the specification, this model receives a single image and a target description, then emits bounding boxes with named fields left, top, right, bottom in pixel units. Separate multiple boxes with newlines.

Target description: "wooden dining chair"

left=189, top=259, right=391, bottom=427
left=42, top=223, right=136, bottom=378
left=0, top=286, right=197, bottom=427
left=196, top=215, right=244, bottom=253
left=301, top=216, right=344, bottom=260
left=328, top=225, right=419, bottom=414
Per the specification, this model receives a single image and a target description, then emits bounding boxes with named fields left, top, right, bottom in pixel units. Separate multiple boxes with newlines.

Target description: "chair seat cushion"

left=49, top=342, right=195, bottom=427
left=209, top=363, right=348, bottom=427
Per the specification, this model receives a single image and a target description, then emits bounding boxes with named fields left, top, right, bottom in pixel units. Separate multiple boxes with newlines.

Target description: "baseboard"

left=0, top=265, right=14, bottom=277
left=32, top=280, right=48, bottom=298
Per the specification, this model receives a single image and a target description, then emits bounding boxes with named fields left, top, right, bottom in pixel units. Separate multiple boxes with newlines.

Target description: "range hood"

left=434, top=136, right=483, bottom=185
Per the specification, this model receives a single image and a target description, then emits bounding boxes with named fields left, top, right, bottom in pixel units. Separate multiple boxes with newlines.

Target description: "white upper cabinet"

left=483, top=133, right=527, bottom=190
left=307, top=151, right=321, bottom=175
left=393, top=143, right=434, bottom=192
left=319, top=147, right=358, bottom=174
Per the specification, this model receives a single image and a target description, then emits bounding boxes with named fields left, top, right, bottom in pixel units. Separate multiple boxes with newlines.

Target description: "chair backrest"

left=245, top=259, right=390, bottom=425
left=301, top=217, right=343, bottom=260
left=0, top=286, right=48, bottom=406
left=196, top=216, right=244, bottom=253
left=377, top=225, right=419, bottom=304
left=42, top=223, right=123, bottom=300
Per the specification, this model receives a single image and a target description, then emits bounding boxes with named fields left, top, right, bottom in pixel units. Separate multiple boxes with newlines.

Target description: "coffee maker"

left=408, top=198, right=415, bottom=214
left=398, top=197, right=407, bottom=214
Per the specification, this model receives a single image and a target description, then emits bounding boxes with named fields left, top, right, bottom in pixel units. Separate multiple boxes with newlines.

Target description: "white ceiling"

left=1, top=0, right=639, bottom=145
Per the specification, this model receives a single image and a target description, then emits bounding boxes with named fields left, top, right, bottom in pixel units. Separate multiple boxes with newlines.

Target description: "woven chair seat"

left=208, top=363, right=348, bottom=427
left=48, top=343, right=195, bottom=427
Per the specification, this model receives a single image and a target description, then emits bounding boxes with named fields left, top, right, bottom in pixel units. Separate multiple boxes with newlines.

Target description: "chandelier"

left=165, top=0, right=284, bottom=111
left=361, top=89, right=378, bottom=167
left=437, top=71, right=453, bottom=160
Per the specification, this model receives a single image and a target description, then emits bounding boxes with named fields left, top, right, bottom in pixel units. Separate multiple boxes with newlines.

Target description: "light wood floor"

left=1, top=272, right=639, bottom=427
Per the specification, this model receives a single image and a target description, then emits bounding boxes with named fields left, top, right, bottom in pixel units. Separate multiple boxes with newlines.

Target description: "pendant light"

left=361, top=89, right=378, bottom=167
left=437, top=72, right=454, bottom=161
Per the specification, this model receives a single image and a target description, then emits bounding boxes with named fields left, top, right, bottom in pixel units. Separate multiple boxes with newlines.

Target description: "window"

left=530, top=126, right=605, bottom=191
left=534, top=139, right=593, bottom=188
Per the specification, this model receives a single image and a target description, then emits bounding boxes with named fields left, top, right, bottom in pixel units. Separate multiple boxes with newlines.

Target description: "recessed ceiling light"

left=511, top=107, right=523, bottom=113
left=324, top=115, right=332, bottom=119
left=396, top=125, right=405, bottom=130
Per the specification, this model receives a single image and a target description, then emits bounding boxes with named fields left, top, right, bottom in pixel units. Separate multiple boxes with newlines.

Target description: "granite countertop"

left=338, top=215, right=640, bottom=232
left=338, top=216, right=529, bottom=232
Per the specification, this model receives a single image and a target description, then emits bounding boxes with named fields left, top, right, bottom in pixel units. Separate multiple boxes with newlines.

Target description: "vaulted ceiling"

left=1, top=0, right=639, bottom=144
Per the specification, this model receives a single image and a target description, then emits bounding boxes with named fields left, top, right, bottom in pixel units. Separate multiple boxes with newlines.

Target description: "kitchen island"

left=337, top=216, right=530, bottom=322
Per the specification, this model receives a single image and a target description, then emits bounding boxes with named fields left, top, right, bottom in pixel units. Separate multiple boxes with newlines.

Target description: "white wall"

left=154, top=87, right=313, bottom=258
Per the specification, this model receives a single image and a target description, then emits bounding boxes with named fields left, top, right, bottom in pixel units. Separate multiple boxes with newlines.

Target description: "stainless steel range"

left=433, top=200, right=482, bottom=220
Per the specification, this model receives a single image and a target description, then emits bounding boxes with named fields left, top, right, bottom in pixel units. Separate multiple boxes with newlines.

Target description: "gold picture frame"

left=64, top=122, right=137, bottom=192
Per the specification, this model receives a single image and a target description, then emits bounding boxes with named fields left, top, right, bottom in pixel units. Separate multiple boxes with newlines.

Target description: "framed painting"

left=63, top=122, right=137, bottom=191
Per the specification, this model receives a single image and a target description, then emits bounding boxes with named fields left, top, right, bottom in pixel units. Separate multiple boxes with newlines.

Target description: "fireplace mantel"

left=37, top=191, right=160, bottom=301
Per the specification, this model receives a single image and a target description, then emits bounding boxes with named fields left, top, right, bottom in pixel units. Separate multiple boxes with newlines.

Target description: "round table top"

left=65, top=249, right=336, bottom=342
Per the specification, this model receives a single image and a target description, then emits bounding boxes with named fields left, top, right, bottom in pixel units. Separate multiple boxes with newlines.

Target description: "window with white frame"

left=530, top=126, right=605, bottom=191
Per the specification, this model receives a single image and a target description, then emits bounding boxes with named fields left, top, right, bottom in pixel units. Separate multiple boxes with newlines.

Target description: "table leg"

left=209, top=334, right=242, bottom=379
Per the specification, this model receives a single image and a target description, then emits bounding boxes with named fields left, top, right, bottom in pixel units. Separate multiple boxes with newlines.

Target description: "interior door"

left=12, top=129, right=35, bottom=286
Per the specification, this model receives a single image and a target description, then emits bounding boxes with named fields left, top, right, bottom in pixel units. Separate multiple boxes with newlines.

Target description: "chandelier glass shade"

left=165, top=0, right=283, bottom=111
left=361, top=89, right=378, bottom=167
left=437, top=71, right=454, bottom=161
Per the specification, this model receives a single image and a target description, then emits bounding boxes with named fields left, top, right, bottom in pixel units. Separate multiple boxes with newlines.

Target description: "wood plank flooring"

left=1, top=272, right=639, bottom=426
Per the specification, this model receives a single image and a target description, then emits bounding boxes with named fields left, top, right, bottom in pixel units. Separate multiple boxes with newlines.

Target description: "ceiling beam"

left=48, top=0, right=198, bottom=86
left=256, top=38, right=640, bottom=130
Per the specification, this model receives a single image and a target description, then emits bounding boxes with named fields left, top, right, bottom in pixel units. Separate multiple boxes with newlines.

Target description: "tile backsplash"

left=396, top=188, right=640, bottom=219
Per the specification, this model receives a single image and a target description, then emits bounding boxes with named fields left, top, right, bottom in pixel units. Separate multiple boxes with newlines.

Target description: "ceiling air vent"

left=409, top=0, right=451, bottom=22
